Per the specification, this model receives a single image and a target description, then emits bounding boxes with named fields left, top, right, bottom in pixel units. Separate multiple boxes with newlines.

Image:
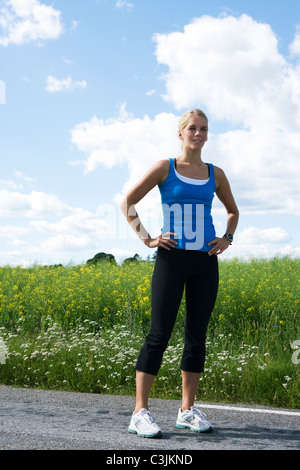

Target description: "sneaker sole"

left=128, top=427, right=162, bottom=438
left=176, top=423, right=213, bottom=433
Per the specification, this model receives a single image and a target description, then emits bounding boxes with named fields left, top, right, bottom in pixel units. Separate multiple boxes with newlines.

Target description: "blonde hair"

left=178, top=109, right=208, bottom=133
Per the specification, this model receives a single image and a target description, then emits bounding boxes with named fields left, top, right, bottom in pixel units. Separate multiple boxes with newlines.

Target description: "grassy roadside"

left=0, top=256, right=299, bottom=408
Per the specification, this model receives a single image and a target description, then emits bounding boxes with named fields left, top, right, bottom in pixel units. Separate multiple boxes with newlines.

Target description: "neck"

left=179, top=148, right=203, bottom=163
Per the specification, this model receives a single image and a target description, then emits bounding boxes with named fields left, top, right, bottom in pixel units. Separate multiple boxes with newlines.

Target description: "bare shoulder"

left=213, top=165, right=226, bottom=178
left=147, top=158, right=170, bottom=185
left=154, top=158, right=170, bottom=171
left=213, top=165, right=228, bottom=189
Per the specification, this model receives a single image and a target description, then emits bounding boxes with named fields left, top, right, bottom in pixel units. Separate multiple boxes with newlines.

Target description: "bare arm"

left=208, top=166, right=239, bottom=256
left=120, top=159, right=178, bottom=250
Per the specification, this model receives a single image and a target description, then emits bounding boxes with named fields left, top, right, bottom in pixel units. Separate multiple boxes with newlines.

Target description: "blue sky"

left=0, top=0, right=300, bottom=265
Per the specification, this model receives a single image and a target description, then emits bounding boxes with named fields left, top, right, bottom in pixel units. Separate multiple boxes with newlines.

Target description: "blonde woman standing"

left=120, top=109, right=239, bottom=438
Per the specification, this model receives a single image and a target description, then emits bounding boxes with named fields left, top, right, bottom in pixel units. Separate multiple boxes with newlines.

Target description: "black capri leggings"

left=135, top=247, right=219, bottom=375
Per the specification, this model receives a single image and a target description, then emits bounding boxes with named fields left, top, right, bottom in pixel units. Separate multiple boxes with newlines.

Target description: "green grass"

left=0, top=256, right=299, bottom=409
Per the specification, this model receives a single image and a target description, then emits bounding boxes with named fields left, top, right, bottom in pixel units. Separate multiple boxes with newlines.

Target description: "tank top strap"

left=208, top=163, right=215, bottom=186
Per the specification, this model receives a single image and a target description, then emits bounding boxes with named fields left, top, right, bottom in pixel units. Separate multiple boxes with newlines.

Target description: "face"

left=178, top=115, right=208, bottom=151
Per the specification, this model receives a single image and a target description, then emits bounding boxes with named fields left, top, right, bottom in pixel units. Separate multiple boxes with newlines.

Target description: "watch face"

left=228, top=234, right=233, bottom=240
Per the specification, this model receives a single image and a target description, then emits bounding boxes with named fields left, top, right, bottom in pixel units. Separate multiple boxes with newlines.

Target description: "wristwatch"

left=223, top=233, right=233, bottom=244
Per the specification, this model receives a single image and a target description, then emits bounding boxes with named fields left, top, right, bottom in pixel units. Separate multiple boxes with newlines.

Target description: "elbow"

left=228, top=207, right=239, bottom=225
left=231, top=204, right=239, bottom=219
left=232, top=209, right=239, bottom=225
left=120, top=196, right=135, bottom=217
left=232, top=208, right=239, bottom=228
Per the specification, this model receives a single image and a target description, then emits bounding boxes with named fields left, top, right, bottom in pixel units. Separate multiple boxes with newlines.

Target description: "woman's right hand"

left=144, top=232, right=178, bottom=250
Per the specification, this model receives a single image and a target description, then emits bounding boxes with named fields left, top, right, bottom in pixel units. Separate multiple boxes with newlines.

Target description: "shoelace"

left=190, top=406, right=207, bottom=420
left=141, top=409, right=156, bottom=425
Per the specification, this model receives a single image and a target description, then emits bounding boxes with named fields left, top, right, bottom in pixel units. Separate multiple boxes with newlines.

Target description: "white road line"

left=195, top=402, right=300, bottom=417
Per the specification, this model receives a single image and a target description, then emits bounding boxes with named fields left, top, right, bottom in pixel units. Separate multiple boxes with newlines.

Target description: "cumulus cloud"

left=289, top=29, right=300, bottom=56
left=237, top=227, right=291, bottom=245
left=153, top=15, right=286, bottom=122
left=31, top=208, right=110, bottom=239
left=0, top=189, right=73, bottom=218
left=0, top=225, right=29, bottom=238
left=42, top=234, right=94, bottom=252
left=0, top=0, right=64, bottom=46
left=0, top=188, right=107, bottom=264
left=0, top=170, right=129, bottom=263
left=70, top=103, right=180, bottom=178
left=0, top=188, right=82, bottom=264
left=46, top=75, right=87, bottom=93
left=221, top=226, right=298, bottom=260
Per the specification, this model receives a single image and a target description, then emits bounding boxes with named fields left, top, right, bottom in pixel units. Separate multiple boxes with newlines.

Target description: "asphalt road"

left=0, top=385, right=299, bottom=452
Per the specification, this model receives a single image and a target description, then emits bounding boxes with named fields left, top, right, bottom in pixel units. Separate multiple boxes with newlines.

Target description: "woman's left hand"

left=208, top=237, right=231, bottom=256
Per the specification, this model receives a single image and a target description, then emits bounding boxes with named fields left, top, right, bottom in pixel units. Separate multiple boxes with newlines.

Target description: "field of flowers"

left=0, top=256, right=299, bottom=408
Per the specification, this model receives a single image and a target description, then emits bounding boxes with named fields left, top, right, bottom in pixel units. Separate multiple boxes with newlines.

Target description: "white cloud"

left=0, top=0, right=64, bottom=46
left=0, top=170, right=124, bottom=263
left=110, top=246, right=136, bottom=260
left=14, top=170, right=36, bottom=183
left=0, top=250, right=21, bottom=262
left=115, top=1, right=134, bottom=12
left=153, top=14, right=300, bottom=132
left=0, top=178, right=23, bottom=191
left=237, top=227, right=291, bottom=245
left=42, top=234, right=94, bottom=252
left=0, top=79, right=5, bottom=104
left=70, top=103, right=180, bottom=179
left=0, top=189, right=73, bottom=218
left=46, top=76, right=87, bottom=93
left=153, top=15, right=285, bottom=123
left=214, top=226, right=300, bottom=260
left=0, top=225, right=29, bottom=238
left=0, top=171, right=36, bottom=192
left=222, top=242, right=299, bottom=260
left=146, top=89, right=156, bottom=96
left=30, top=208, right=111, bottom=239
left=289, top=30, right=300, bottom=56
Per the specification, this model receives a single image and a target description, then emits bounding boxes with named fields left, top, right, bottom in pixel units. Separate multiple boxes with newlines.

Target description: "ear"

left=178, top=130, right=183, bottom=141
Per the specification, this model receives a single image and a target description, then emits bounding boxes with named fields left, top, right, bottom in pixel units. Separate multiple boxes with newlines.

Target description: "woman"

left=120, top=109, right=239, bottom=438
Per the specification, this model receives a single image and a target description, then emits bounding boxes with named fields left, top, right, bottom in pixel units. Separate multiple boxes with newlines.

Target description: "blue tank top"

left=158, top=157, right=216, bottom=251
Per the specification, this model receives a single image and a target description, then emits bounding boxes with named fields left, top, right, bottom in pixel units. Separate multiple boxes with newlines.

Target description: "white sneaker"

left=128, top=408, right=162, bottom=438
left=176, top=406, right=213, bottom=433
